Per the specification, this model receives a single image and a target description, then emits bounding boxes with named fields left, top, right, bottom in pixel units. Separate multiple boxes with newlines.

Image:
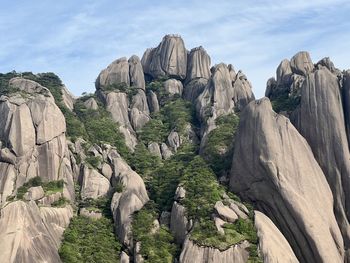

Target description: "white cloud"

left=0, top=0, right=349, bottom=97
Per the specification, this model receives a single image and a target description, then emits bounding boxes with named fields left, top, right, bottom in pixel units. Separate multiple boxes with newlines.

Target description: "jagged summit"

left=1, top=35, right=350, bottom=263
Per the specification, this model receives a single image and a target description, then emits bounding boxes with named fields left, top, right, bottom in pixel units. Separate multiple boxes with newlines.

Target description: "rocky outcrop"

left=61, top=85, right=75, bottom=111
left=142, top=34, right=187, bottom=80
left=0, top=201, right=72, bottom=263
left=83, top=97, right=98, bottom=110
left=290, top=66, right=350, bottom=250
left=170, top=202, right=190, bottom=244
left=164, top=79, right=183, bottom=96
left=80, top=165, right=110, bottom=200
left=96, top=55, right=151, bottom=150
left=96, top=57, right=130, bottom=89
left=110, top=154, right=149, bottom=248
left=230, top=98, right=344, bottom=263
left=186, top=46, right=211, bottom=82
left=0, top=78, right=74, bottom=203
left=179, top=238, right=250, bottom=263
left=255, top=211, right=298, bottom=263
left=290, top=51, right=314, bottom=76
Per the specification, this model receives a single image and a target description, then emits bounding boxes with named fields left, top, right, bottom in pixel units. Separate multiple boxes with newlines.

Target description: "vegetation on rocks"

left=16, top=177, right=64, bottom=200
left=59, top=216, right=121, bottom=263
left=202, top=113, right=240, bottom=176
left=132, top=203, right=179, bottom=263
left=270, top=90, right=300, bottom=113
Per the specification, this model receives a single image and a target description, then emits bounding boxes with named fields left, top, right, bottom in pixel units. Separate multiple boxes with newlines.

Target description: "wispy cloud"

left=0, top=0, right=349, bottom=97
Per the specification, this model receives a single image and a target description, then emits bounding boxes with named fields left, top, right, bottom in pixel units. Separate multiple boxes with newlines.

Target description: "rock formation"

left=230, top=98, right=344, bottom=263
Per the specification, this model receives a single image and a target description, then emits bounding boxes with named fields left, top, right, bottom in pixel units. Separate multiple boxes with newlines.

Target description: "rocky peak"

left=142, top=34, right=188, bottom=80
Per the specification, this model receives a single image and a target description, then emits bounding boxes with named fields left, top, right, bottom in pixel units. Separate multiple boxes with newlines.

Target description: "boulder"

left=148, top=142, right=162, bottom=158
left=230, top=98, right=344, bottom=263
left=128, top=55, right=145, bottom=90
left=142, top=34, right=187, bottom=80
left=186, top=46, right=211, bottom=82
left=80, top=165, right=110, bottom=200
left=23, top=186, right=44, bottom=201
left=290, top=51, right=314, bottom=76
left=110, top=156, right=149, bottom=248
left=163, top=79, right=183, bottom=96
left=161, top=143, right=173, bottom=159
left=214, top=201, right=238, bottom=223
left=61, top=85, right=75, bottom=111
left=97, top=57, right=130, bottom=89
left=83, top=97, right=98, bottom=110
left=147, top=90, right=159, bottom=113
left=167, top=131, right=181, bottom=151
left=170, top=202, right=189, bottom=244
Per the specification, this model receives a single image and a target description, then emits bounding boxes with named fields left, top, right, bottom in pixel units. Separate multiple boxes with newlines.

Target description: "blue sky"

left=1, top=0, right=350, bottom=98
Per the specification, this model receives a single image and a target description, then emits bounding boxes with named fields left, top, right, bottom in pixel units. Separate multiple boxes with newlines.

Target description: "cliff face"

left=1, top=35, right=350, bottom=263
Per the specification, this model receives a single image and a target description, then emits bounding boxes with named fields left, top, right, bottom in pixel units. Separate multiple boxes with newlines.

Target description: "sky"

left=1, top=0, right=350, bottom=98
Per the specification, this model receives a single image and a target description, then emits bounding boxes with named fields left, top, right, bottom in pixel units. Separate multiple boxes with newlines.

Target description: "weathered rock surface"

left=163, top=79, right=183, bottom=96
left=96, top=57, right=130, bottom=89
left=147, top=90, right=159, bottom=113
left=142, top=34, right=187, bottom=80
left=110, top=155, right=149, bottom=248
left=290, top=51, right=314, bottom=76
left=148, top=142, right=162, bottom=158
left=83, top=97, right=98, bottom=110
left=170, top=202, right=189, bottom=244
left=179, top=238, right=250, bottom=263
left=80, top=165, right=110, bottom=200
left=61, top=85, right=75, bottom=111
left=255, top=211, right=298, bottom=263
left=0, top=201, right=72, bottom=263
left=23, top=186, right=44, bottom=201
left=230, top=98, right=344, bottom=263
left=186, top=46, right=211, bottom=82
left=291, top=67, right=350, bottom=249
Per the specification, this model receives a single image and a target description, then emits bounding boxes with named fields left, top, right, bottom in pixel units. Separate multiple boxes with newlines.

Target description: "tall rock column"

left=230, top=98, right=344, bottom=263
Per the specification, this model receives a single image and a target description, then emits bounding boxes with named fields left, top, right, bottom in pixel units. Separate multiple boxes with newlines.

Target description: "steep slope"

left=266, top=52, right=350, bottom=256
left=230, top=98, right=344, bottom=263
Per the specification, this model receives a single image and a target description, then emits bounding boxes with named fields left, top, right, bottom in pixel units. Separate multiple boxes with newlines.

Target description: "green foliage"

left=42, top=180, right=64, bottom=195
left=137, top=98, right=195, bottom=145
left=52, top=197, right=70, bottom=207
left=138, top=119, right=168, bottom=144
left=181, top=156, right=224, bottom=219
left=130, top=143, right=162, bottom=179
left=16, top=177, right=64, bottom=199
left=190, top=220, right=246, bottom=250
left=149, top=144, right=197, bottom=212
left=59, top=216, right=121, bottom=263
left=85, top=155, right=102, bottom=169
left=270, top=91, right=300, bottom=113
left=132, top=204, right=178, bottom=263
left=74, top=99, right=130, bottom=159
left=79, top=197, right=112, bottom=218
left=59, top=104, right=88, bottom=140
left=203, top=114, right=240, bottom=175
left=103, top=82, right=138, bottom=100
left=146, top=79, right=170, bottom=106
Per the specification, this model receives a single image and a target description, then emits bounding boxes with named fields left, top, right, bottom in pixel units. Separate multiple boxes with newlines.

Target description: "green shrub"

left=59, top=216, right=121, bottom=263
left=202, top=114, right=239, bottom=176
left=52, top=197, right=70, bottom=207
left=132, top=204, right=178, bottom=263
left=85, top=155, right=102, bottom=169
left=270, top=90, right=300, bottom=113
left=138, top=119, right=168, bottom=144
left=130, top=143, right=162, bottom=179
left=103, top=83, right=138, bottom=100
left=73, top=99, right=130, bottom=159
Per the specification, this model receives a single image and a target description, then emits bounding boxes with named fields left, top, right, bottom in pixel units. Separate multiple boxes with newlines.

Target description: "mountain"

left=0, top=35, right=349, bottom=263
